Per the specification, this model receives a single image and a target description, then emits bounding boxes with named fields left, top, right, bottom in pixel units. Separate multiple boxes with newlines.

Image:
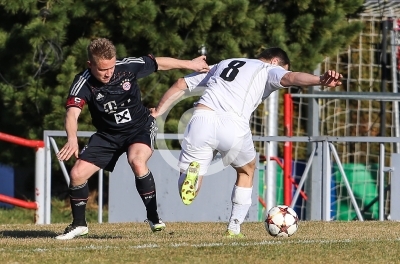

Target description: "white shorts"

left=178, top=109, right=256, bottom=175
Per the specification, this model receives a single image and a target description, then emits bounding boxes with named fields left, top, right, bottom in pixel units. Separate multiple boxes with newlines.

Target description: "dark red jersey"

left=65, top=55, right=157, bottom=134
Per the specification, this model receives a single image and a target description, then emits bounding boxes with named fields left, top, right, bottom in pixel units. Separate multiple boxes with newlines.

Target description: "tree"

left=258, top=0, right=364, bottom=71
left=0, top=0, right=365, bottom=167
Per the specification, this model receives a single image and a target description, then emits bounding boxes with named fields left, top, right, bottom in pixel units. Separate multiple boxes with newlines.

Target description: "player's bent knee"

left=246, top=159, right=256, bottom=171
left=128, top=158, right=147, bottom=173
left=69, top=169, right=89, bottom=186
left=70, top=167, right=80, bottom=179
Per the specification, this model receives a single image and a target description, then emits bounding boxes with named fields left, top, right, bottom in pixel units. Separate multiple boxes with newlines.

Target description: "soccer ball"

left=265, top=205, right=299, bottom=237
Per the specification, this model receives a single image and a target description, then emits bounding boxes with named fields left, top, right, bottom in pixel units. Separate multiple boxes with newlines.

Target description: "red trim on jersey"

left=147, top=54, right=158, bottom=72
left=66, top=96, right=86, bottom=109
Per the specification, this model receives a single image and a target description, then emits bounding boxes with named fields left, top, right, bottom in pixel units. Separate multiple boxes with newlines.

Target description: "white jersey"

left=184, top=58, right=290, bottom=121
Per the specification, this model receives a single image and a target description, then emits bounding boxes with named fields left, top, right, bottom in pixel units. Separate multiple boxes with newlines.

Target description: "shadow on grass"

left=86, top=234, right=124, bottom=239
left=0, top=230, right=123, bottom=239
left=0, top=230, right=58, bottom=238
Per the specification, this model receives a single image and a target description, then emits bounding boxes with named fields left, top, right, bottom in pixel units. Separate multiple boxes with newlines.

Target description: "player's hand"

left=57, top=139, right=79, bottom=161
left=190, top=55, right=209, bottom=73
left=149, top=107, right=159, bottom=118
left=320, top=70, right=343, bottom=87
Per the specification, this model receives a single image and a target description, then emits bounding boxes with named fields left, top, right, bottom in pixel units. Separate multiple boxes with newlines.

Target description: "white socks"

left=227, top=185, right=252, bottom=234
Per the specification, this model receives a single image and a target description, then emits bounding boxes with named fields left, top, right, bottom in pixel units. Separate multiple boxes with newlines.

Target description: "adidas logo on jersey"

left=96, top=93, right=104, bottom=101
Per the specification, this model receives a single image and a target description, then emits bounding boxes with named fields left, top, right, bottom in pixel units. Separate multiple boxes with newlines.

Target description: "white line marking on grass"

left=1, top=238, right=364, bottom=253
left=192, top=243, right=225, bottom=247
left=33, top=248, right=48, bottom=252
left=129, top=244, right=159, bottom=249
left=170, top=243, right=189, bottom=247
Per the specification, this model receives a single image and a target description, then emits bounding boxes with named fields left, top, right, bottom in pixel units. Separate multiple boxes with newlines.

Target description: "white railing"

left=38, top=131, right=397, bottom=224
left=257, top=135, right=398, bottom=221
left=42, top=130, right=102, bottom=224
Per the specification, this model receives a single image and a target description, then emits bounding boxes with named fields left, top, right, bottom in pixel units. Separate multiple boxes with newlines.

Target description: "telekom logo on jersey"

left=104, top=101, right=117, bottom=113
left=103, top=101, right=132, bottom=124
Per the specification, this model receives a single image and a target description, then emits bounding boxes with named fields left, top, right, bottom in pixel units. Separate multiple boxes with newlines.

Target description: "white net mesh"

left=253, top=2, right=400, bottom=220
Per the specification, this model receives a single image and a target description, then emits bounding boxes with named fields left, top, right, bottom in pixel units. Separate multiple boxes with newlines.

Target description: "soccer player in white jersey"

left=151, top=47, right=342, bottom=237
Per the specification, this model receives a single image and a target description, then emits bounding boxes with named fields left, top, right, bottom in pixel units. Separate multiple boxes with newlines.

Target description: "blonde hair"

left=87, top=38, right=116, bottom=63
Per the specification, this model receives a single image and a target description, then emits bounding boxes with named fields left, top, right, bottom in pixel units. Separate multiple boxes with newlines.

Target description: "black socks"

left=69, top=181, right=89, bottom=226
left=69, top=172, right=159, bottom=225
left=135, top=171, right=159, bottom=222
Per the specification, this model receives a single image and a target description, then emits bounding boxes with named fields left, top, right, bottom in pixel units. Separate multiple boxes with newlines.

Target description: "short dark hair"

left=256, top=47, right=290, bottom=69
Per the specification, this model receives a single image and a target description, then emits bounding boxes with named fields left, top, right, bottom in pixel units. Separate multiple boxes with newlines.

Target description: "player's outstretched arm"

left=151, top=78, right=188, bottom=118
left=156, top=56, right=209, bottom=72
left=56, top=107, right=81, bottom=161
left=280, top=70, right=342, bottom=88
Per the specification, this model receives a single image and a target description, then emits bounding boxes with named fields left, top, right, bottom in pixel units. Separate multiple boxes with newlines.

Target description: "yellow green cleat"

left=180, top=161, right=200, bottom=205
left=224, top=230, right=245, bottom=238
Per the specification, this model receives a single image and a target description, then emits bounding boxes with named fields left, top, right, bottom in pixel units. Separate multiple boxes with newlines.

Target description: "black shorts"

left=79, top=116, right=157, bottom=172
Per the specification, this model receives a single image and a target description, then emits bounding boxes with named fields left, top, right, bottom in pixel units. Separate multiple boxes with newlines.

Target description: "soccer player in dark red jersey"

left=55, top=38, right=209, bottom=240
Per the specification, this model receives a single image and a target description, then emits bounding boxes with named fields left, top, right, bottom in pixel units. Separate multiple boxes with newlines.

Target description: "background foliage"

left=0, top=0, right=364, bottom=170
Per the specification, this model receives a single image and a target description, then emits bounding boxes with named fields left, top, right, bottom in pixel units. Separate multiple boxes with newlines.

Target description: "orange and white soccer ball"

left=265, top=205, right=299, bottom=237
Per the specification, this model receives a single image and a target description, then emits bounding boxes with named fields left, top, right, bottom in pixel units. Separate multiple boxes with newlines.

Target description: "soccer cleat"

left=224, top=230, right=245, bottom=238
left=145, top=219, right=166, bottom=232
left=181, top=161, right=200, bottom=205
left=55, top=223, right=88, bottom=240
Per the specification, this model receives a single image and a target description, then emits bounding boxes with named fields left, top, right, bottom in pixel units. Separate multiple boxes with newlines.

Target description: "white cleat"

left=145, top=219, right=166, bottom=232
left=55, top=224, right=89, bottom=240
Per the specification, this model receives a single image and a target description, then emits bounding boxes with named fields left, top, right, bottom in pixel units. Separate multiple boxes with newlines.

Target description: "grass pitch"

left=1, top=221, right=400, bottom=264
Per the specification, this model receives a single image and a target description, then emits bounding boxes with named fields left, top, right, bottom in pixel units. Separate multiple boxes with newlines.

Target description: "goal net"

left=253, top=2, right=400, bottom=221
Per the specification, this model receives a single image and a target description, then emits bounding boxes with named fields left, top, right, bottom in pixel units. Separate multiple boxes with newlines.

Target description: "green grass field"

left=1, top=221, right=400, bottom=264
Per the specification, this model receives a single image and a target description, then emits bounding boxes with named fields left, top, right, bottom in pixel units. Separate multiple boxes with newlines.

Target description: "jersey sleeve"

left=120, top=54, right=158, bottom=79
left=267, top=66, right=291, bottom=89
left=65, top=71, right=92, bottom=109
left=184, top=65, right=217, bottom=91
